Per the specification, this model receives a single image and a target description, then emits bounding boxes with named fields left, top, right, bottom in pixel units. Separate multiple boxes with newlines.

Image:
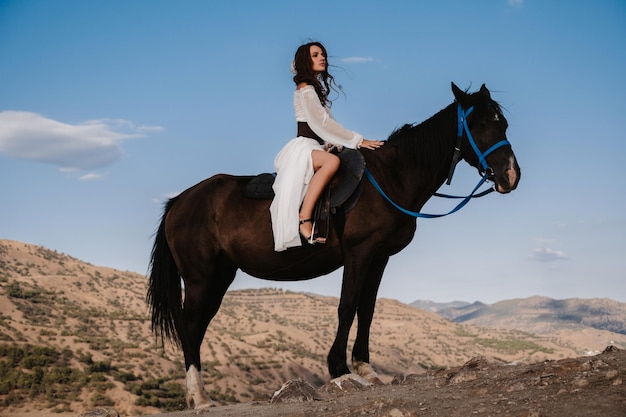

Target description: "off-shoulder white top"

left=294, top=85, right=363, bottom=149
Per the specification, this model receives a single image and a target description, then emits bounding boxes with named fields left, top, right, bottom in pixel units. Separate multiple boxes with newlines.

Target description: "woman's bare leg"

left=299, top=149, right=340, bottom=240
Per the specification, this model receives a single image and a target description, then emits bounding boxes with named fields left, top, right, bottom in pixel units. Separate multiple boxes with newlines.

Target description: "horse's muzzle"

left=494, top=156, right=520, bottom=194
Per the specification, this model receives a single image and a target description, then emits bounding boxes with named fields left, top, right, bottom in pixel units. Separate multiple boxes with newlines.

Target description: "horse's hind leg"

left=181, top=256, right=236, bottom=409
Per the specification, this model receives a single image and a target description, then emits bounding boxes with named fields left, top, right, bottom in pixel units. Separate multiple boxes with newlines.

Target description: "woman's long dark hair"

left=292, top=41, right=338, bottom=107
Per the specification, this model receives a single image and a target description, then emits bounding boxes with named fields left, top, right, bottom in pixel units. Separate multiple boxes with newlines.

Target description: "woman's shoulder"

left=296, top=82, right=314, bottom=91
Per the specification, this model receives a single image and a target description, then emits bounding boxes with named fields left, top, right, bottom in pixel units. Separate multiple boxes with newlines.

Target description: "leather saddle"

left=245, top=148, right=365, bottom=211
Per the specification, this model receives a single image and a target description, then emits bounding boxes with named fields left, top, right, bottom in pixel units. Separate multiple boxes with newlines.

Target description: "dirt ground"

left=120, top=346, right=625, bottom=417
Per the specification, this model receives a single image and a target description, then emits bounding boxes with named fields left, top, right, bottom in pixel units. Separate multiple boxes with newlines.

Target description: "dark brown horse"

left=147, top=83, right=521, bottom=408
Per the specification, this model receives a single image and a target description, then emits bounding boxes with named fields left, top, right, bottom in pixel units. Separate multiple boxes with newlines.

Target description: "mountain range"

left=411, top=296, right=626, bottom=354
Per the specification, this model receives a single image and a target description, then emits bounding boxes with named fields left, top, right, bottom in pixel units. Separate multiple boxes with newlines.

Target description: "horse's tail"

left=147, top=197, right=183, bottom=348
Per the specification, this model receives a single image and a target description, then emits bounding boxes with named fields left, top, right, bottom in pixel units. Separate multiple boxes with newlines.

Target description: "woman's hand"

left=359, top=139, right=384, bottom=150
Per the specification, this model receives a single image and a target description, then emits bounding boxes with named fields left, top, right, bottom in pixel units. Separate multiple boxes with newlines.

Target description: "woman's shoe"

left=299, top=219, right=326, bottom=245
left=299, top=219, right=316, bottom=244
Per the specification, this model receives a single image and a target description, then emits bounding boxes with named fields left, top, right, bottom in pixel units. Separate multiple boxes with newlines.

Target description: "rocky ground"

left=80, top=346, right=624, bottom=417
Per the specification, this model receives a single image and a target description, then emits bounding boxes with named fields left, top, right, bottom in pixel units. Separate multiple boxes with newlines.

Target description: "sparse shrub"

left=91, top=392, right=115, bottom=407
left=115, top=371, right=139, bottom=382
left=475, top=337, right=554, bottom=354
left=132, top=378, right=186, bottom=411
left=88, top=360, right=113, bottom=373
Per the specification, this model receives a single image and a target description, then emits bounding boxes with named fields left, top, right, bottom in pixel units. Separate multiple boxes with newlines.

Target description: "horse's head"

left=451, top=82, right=521, bottom=194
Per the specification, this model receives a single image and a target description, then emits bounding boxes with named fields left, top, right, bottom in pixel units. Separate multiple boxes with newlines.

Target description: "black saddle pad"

left=244, top=173, right=276, bottom=199
left=244, top=149, right=365, bottom=208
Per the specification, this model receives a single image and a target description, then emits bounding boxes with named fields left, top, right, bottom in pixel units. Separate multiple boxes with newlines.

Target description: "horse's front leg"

left=327, top=286, right=357, bottom=376
left=327, top=252, right=376, bottom=378
left=351, top=256, right=389, bottom=385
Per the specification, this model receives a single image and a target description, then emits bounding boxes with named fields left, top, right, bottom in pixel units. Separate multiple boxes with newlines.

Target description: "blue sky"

left=1, top=0, right=625, bottom=304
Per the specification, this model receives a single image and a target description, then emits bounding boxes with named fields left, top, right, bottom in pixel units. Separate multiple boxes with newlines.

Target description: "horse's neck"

left=414, top=104, right=457, bottom=167
left=370, top=104, right=457, bottom=210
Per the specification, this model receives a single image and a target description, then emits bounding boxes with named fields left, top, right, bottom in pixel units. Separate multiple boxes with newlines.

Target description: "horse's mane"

left=384, top=88, right=505, bottom=173
left=385, top=103, right=457, bottom=172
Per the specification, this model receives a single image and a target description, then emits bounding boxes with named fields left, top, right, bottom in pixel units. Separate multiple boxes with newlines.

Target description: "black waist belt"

left=297, top=122, right=324, bottom=145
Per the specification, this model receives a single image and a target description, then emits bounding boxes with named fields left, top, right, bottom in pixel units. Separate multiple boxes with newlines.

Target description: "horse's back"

left=165, top=174, right=264, bottom=248
left=178, top=173, right=251, bottom=201
left=164, top=173, right=347, bottom=280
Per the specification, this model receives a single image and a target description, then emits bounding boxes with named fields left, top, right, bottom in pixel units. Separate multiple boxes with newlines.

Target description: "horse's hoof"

left=186, top=365, right=216, bottom=409
left=187, top=394, right=215, bottom=409
left=353, top=361, right=385, bottom=385
left=195, top=400, right=216, bottom=409
left=366, top=374, right=385, bottom=385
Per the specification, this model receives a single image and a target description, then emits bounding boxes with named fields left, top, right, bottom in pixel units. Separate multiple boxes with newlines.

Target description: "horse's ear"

left=479, top=84, right=491, bottom=99
left=451, top=82, right=469, bottom=106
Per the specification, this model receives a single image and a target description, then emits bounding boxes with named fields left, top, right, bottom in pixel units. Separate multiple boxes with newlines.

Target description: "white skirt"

left=270, top=136, right=324, bottom=251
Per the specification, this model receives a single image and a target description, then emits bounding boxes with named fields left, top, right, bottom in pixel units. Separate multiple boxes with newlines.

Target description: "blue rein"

left=364, top=103, right=511, bottom=219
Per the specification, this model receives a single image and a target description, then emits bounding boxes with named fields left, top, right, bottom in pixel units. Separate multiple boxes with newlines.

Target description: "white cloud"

left=0, top=111, right=163, bottom=171
left=531, top=247, right=568, bottom=262
left=79, top=172, right=105, bottom=181
left=338, top=56, right=374, bottom=64
left=508, top=0, right=523, bottom=7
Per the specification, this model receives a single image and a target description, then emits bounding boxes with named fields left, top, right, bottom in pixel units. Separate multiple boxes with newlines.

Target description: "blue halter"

left=456, top=103, right=511, bottom=176
left=364, top=103, right=511, bottom=219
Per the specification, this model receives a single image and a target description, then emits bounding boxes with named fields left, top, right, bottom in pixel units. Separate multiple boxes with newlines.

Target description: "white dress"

left=270, top=85, right=364, bottom=251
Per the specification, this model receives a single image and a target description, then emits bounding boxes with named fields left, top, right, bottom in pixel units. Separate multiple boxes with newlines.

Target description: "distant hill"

left=1, top=239, right=625, bottom=416
left=434, top=296, right=626, bottom=335
left=436, top=301, right=489, bottom=320
left=409, top=299, right=473, bottom=313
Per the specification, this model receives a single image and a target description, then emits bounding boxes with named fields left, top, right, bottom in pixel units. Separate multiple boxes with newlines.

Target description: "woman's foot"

left=299, top=219, right=325, bottom=245
left=299, top=219, right=315, bottom=244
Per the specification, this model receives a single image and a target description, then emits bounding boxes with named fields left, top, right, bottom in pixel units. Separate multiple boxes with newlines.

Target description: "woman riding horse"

left=147, top=81, right=520, bottom=408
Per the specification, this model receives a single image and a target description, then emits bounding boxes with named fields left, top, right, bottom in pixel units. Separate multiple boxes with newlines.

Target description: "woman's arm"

left=300, top=87, right=364, bottom=149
